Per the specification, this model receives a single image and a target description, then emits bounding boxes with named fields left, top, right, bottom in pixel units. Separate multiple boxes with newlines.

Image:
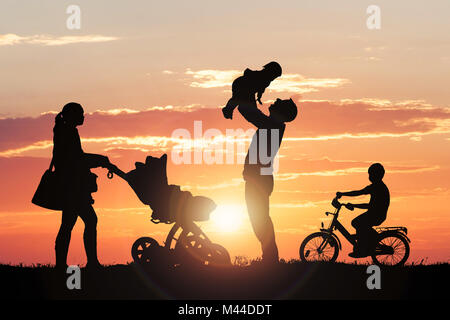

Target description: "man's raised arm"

left=237, top=102, right=271, bottom=128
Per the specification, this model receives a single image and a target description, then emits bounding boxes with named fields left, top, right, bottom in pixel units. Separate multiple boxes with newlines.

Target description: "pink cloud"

left=1, top=99, right=449, bottom=158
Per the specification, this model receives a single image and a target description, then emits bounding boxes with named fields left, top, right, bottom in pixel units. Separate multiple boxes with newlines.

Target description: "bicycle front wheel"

left=299, top=232, right=339, bottom=262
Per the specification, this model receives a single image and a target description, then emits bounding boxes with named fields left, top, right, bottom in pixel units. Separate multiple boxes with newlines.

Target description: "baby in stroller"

left=108, top=154, right=231, bottom=267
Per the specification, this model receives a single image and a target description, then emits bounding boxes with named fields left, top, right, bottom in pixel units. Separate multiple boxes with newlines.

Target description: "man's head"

left=368, top=163, right=385, bottom=183
left=269, top=98, right=298, bottom=123
left=61, top=102, right=84, bottom=126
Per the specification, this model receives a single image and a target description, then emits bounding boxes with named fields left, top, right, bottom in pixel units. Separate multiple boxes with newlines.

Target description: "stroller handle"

left=106, top=165, right=127, bottom=180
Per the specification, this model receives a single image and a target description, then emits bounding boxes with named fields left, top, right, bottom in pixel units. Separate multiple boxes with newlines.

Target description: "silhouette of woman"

left=53, top=102, right=111, bottom=270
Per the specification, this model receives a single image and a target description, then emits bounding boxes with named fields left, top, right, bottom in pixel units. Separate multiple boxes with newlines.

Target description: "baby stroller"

left=108, top=154, right=231, bottom=267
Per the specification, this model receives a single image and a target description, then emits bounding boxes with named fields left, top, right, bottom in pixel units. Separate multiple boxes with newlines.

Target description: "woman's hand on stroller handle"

left=105, top=163, right=117, bottom=179
left=105, top=163, right=127, bottom=180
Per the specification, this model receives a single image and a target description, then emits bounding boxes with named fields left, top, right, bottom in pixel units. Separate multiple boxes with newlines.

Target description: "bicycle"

left=299, top=196, right=411, bottom=266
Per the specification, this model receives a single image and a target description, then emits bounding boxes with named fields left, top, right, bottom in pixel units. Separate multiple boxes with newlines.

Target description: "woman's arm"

left=84, top=153, right=127, bottom=180
left=84, top=153, right=110, bottom=169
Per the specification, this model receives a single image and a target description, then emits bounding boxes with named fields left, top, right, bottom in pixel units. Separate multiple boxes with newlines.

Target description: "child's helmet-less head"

left=368, top=163, right=385, bottom=181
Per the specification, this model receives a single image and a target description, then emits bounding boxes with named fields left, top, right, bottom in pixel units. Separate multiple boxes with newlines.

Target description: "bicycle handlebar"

left=331, top=196, right=354, bottom=211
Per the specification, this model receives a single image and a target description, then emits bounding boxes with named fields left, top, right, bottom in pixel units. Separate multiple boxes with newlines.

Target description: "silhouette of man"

left=53, top=102, right=112, bottom=270
left=222, top=62, right=282, bottom=119
left=236, top=98, right=297, bottom=264
left=337, top=163, right=390, bottom=258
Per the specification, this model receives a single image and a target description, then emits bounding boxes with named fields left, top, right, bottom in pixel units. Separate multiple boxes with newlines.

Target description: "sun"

left=210, top=204, right=246, bottom=232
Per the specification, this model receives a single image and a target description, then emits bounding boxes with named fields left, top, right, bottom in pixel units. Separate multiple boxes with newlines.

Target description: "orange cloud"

left=185, top=69, right=241, bottom=88
left=269, top=74, right=350, bottom=94
left=1, top=99, right=449, bottom=159
left=0, top=33, right=118, bottom=46
left=184, top=69, right=350, bottom=94
left=277, top=165, right=439, bottom=178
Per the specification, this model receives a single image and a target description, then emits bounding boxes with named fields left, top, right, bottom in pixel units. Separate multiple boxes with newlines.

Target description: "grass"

left=0, top=259, right=448, bottom=300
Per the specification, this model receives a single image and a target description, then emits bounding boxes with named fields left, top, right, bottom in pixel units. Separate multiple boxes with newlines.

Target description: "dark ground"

left=1, top=261, right=448, bottom=300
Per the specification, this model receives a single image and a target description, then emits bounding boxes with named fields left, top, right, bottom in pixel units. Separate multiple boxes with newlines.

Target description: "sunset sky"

left=1, top=0, right=449, bottom=265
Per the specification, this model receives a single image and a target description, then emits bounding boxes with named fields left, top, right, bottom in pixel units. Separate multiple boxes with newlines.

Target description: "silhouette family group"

left=32, top=61, right=393, bottom=269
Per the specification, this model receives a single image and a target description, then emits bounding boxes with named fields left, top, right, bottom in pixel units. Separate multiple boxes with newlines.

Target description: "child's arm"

left=346, top=203, right=370, bottom=210
left=337, top=190, right=364, bottom=197
left=337, top=186, right=370, bottom=198
left=223, top=74, right=247, bottom=119
left=337, top=186, right=371, bottom=211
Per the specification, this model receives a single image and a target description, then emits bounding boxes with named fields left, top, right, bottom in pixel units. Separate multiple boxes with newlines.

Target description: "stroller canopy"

left=125, top=154, right=216, bottom=223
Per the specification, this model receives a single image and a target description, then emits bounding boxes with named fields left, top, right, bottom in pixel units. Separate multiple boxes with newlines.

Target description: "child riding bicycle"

left=336, top=163, right=390, bottom=258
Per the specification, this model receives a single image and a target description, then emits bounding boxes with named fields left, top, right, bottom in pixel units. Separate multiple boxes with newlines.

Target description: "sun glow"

left=210, top=204, right=246, bottom=232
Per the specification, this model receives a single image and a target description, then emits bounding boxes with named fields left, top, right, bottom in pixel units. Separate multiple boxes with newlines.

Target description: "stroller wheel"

left=207, top=243, right=231, bottom=267
left=176, top=235, right=231, bottom=267
left=176, top=235, right=210, bottom=266
left=131, top=237, right=160, bottom=265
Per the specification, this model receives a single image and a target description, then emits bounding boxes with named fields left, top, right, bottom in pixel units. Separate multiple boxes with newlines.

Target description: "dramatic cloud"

left=269, top=75, right=350, bottom=94
left=287, top=99, right=450, bottom=139
left=0, top=33, right=118, bottom=46
left=184, top=69, right=350, bottom=94
left=185, top=69, right=241, bottom=88
left=1, top=99, right=449, bottom=158
left=276, top=165, right=439, bottom=179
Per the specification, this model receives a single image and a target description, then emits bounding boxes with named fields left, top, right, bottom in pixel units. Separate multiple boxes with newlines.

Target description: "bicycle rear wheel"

left=371, top=232, right=410, bottom=266
left=299, top=232, right=339, bottom=262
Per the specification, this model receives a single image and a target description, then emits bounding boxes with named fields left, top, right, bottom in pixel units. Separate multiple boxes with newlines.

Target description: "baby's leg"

left=222, top=98, right=238, bottom=119
left=225, top=97, right=238, bottom=109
